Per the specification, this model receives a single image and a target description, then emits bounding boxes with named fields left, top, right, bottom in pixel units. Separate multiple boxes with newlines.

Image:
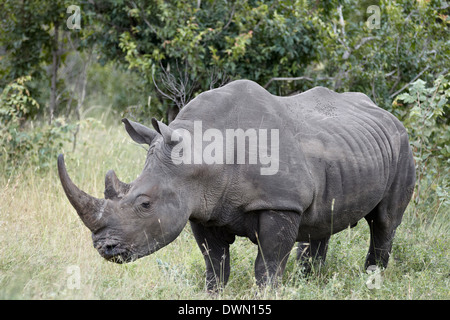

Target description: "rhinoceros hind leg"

left=364, top=175, right=414, bottom=269
left=364, top=204, right=398, bottom=269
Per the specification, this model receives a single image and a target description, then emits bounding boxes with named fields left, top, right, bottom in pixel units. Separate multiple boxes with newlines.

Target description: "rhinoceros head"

left=58, top=118, right=192, bottom=263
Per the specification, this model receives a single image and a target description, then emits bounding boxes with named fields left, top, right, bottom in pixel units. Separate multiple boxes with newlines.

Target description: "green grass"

left=0, top=121, right=448, bottom=299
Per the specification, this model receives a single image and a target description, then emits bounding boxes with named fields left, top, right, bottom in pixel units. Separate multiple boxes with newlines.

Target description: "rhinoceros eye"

left=141, top=201, right=150, bottom=209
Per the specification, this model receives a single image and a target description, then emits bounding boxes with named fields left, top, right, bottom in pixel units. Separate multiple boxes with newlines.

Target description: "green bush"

left=394, top=75, right=449, bottom=215
left=0, top=76, right=75, bottom=174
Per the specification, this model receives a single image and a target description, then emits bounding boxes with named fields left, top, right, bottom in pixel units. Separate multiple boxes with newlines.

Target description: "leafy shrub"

left=0, top=76, right=75, bottom=174
left=394, top=75, right=449, bottom=213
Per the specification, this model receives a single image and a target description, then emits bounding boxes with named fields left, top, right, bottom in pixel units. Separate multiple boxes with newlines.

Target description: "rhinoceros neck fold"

left=57, top=154, right=106, bottom=231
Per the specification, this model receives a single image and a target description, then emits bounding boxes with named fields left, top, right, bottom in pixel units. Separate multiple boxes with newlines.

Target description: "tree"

left=0, top=0, right=92, bottom=123
left=309, top=0, right=449, bottom=110
left=1, top=0, right=448, bottom=124
left=86, top=0, right=324, bottom=121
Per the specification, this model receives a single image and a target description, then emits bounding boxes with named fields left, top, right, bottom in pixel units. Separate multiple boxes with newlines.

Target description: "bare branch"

left=436, top=68, right=449, bottom=77
left=216, top=3, right=237, bottom=37
left=130, top=1, right=158, bottom=34
left=223, top=3, right=236, bottom=30
left=389, top=65, right=430, bottom=99
left=385, top=70, right=397, bottom=77
left=264, top=76, right=334, bottom=89
left=354, top=37, right=377, bottom=51
left=336, top=5, right=351, bottom=60
left=388, top=69, right=402, bottom=96
left=153, top=61, right=196, bottom=110
left=371, top=78, right=377, bottom=104
left=333, top=5, right=378, bottom=61
left=337, top=5, right=347, bottom=40
left=209, top=67, right=230, bottom=90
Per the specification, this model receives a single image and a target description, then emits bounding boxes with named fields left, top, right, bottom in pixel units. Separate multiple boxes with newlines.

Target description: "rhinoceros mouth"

left=106, top=252, right=135, bottom=264
left=95, top=242, right=137, bottom=264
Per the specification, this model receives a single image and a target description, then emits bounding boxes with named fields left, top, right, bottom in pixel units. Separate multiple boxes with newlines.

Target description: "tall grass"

left=0, top=120, right=448, bottom=299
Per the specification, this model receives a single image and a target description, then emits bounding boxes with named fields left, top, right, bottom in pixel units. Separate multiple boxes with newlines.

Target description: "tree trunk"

left=49, top=21, right=60, bottom=125
left=72, top=51, right=91, bottom=151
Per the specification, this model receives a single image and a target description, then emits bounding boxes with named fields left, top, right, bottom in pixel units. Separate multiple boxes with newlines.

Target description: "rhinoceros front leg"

left=297, top=236, right=330, bottom=273
left=254, top=210, right=301, bottom=286
left=190, top=221, right=236, bottom=292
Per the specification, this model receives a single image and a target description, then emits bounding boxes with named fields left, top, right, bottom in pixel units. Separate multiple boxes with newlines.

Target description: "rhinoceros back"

left=171, top=80, right=412, bottom=234
left=282, top=86, right=412, bottom=237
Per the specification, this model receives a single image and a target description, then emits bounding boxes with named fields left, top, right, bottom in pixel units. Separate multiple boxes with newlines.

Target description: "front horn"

left=57, top=154, right=106, bottom=232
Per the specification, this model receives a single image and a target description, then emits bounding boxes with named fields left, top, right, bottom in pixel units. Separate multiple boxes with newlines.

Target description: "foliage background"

left=0, top=0, right=448, bottom=299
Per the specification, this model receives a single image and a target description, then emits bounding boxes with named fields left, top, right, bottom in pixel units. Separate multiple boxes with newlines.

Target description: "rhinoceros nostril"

left=103, top=244, right=118, bottom=253
left=95, top=242, right=120, bottom=256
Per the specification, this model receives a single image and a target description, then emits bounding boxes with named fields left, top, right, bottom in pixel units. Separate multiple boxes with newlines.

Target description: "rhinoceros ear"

left=151, top=118, right=181, bottom=146
left=122, top=118, right=158, bottom=145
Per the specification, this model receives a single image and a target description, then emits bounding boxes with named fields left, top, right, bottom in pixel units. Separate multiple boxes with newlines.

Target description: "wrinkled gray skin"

left=58, top=80, right=415, bottom=291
